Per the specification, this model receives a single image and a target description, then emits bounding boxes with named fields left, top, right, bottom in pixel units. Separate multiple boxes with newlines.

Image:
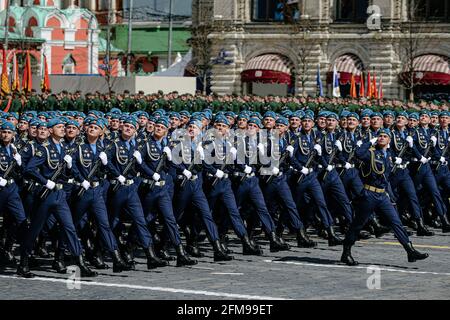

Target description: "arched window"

left=336, top=0, right=369, bottom=23
left=414, top=0, right=450, bottom=22
left=62, top=54, right=76, bottom=74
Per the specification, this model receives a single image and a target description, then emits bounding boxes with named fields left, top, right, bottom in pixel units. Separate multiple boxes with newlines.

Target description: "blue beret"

left=317, top=110, right=329, bottom=118
left=29, top=118, right=41, bottom=127
left=37, top=121, right=47, bottom=128
left=155, top=116, right=170, bottom=128
left=153, top=110, right=165, bottom=118
left=214, top=116, right=230, bottom=126
left=66, top=120, right=80, bottom=128
left=327, top=112, right=339, bottom=120
left=378, top=128, right=391, bottom=137
left=147, top=116, right=156, bottom=123
left=370, top=112, right=383, bottom=118
left=281, top=110, right=293, bottom=118
left=291, top=110, right=305, bottom=119
left=396, top=111, right=408, bottom=118
left=439, top=111, right=450, bottom=117
left=340, top=110, right=350, bottom=118
left=264, top=111, right=277, bottom=119
left=180, top=110, right=190, bottom=117
left=188, top=119, right=203, bottom=129
left=139, top=111, right=150, bottom=119
left=110, top=108, right=122, bottom=115
left=361, top=109, right=373, bottom=118
left=38, top=112, right=48, bottom=118
left=1, top=121, right=15, bottom=131
left=90, top=119, right=105, bottom=129
left=430, top=111, right=439, bottom=117
left=237, top=113, right=249, bottom=121
left=47, top=118, right=65, bottom=128
left=8, top=112, right=19, bottom=120
left=347, top=112, right=360, bottom=120
left=169, top=112, right=180, bottom=119
left=276, top=117, right=289, bottom=126
left=409, top=113, right=419, bottom=120
left=383, top=110, right=395, bottom=117
left=420, top=110, right=430, bottom=117
left=225, top=111, right=236, bottom=118
left=252, top=112, right=262, bottom=120
left=123, top=116, right=138, bottom=128
left=248, top=118, right=263, bottom=128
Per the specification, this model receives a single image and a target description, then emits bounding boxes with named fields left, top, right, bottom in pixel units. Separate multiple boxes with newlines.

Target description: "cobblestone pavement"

left=1, top=230, right=450, bottom=300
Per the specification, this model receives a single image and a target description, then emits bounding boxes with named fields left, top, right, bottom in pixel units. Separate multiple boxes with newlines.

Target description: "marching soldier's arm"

left=105, top=144, right=122, bottom=178
left=355, top=141, right=372, bottom=163
left=24, top=147, right=49, bottom=185
left=139, top=144, right=157, bottom=177
left=289, top=140, right=305, bottom=171
left=71, top=149, right=85, bottom=184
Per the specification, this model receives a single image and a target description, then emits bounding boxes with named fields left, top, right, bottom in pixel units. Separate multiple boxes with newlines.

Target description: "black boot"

left=76, top=255, right=98, bottom=277
left=112, top=249, right=132, bottom=273
left=184, top=227, right=204, bottom=258
left=87, top=249, right=108, bottom=270
left=416, top=218, right=434, bottom=236
left=212, top=240, right=233, bottom=261
left=297, top=228, right=317, bottom=248
left=402, top=242, right=429, bottom=262
left=357, top=230, right=372, bottom=240
left=156, top=241, right=176, bottom=261
left=35, top=236, right=50, bottom=258
left=340, top=244, right=358, bottom=266
left=440, top=215, right=450, bottom=233
left=52, top=249, right=67, bottom=274
left=145, top=245, right=169, bottom=269
left=16, top=253, right=34, bottom=278
left=269, top=232, right=290, bottom=252
left=327, top=227, right=343, bottom=246
left=370, top=217, right=390, bottom=238
left=175, top=244, right=198, bottom=267
left=241, top=235, right=263, bottom=255
left=0, top=234, right=17, bottom=266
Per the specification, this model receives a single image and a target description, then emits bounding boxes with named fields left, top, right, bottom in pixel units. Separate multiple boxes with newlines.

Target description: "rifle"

left=147, top=142, right=174, bottom=191
left=111, top=138, right=146, bottom=193
left=37, top=137, right=83, bottom=200
left=296, top=149, right=316, bottom=184
left=435, top=140, right=450, bottom=171
left=417, top=139, right=433, bottom=173
left=76, top=138, right=118, bottom=198
left=0, top=145, right=26, bottom=185
left=180, top=162, right=196, bottom=188
left=264, top=141, right=293, bottom=184
left=321, top=140, right=339, bottom=181
left=390, top=138, right=410, bottom=175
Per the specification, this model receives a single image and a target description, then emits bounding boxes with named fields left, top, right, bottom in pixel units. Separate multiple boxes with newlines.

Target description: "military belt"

left=207, top=172, right=229, bottom=179
left=142, top=179, right=166, bottom=187
left=111, top=179, right=134, bottom=186
left=75, top=181, right=101, bottom=188
left=233, top=172, right=255, bottom=178
left=364, top=184, right=385, bottom=193
left=178, top=174, right=198, bottom=181
left=55, top=184, right=64, bottom=190
left=2, top=179, right=15, bottom=186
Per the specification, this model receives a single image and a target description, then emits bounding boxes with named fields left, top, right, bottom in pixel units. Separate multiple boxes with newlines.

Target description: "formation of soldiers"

left=0, top=90, right=449, bottom=279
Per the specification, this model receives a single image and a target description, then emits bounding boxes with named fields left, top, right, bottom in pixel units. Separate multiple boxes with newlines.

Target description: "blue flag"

left=316, top=64, right=323, bottom=97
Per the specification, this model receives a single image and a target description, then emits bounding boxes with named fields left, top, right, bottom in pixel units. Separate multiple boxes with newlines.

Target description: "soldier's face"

left=87, top=124, right=101, bottom=139
left=146, top=122, right=155, bottom=132
left=361, top=117, right=370, bottom=128
left=302, top=119, right=314, bottom=131
left=384, top=115, right=394, bottom=126
left=50, top=124, right=65, bottom=139
left=37, top=127, right=49, bottom=140
left=326, top=118, right=338, bottom=131
left=28, top=126, right=38, bottom=138
left=431, top=115, right=439, bottom=125
left=237, top=118, right=247, bottom=129
left=247, top=123, right=259, bottom=135
left=170, top=117, right=181, bottom=129
left=18, top=120, right=29, bottom=131
left=110, top=119, right=120, bottom=130
left=347, top=117, right=358, bottom=130
left=396, top=116, right=407, bottom=128
left=214, top=123, right=228, bottom=136
left=419, top=115, right=430, bottom=126
left=409, top=118, right=418, bottom=128
left=289, top=117, right=300, bottom=129
left=439, top=116, right=449, bottom=128
left=371, top=117, right=382, bottom=129
left=180, top=116, right=189, bottom=125
left=139, top=117, right=148, bottom=128
left=226, top=116, right=235, bottom=126
left=340, top=118, right=347, bottom=128
left=377, top=134, right=390, bottom=148
left=65, top=125, right=79, bottom=139
left=188, top=124, right=201, bottom=137
left=316, top=117, right=326, bottom=129
left=122, top=123, right=136, bottom=139
left=275, top=123, right=288, bottom=134
left=154, top=124, right=167, bottom=139
left=1, top=130, right=14, bottom=144
left=263, top=117, right=275, bottom=129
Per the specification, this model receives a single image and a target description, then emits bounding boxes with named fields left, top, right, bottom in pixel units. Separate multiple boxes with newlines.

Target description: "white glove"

left=45, top=180, right=56, bottom=190
left=13, top=153, right=22, bottom=166
left=272, top=167, right=280, bottom=175
left=406, top=136, right=414, bottom=148
left=99, top=151, right=108, bottom=165
left=215, top=169, right=224, bottom=179
left=356, top=140, right=363, bottom=147
left=431, top=136, right=437, bottom=147
left=344, top=162, right=352, bottom=170
left=183, top=169, right=192, bottom=179
left=244, top=165, right=252, bottom=174
left=152, top=172, right=160, bottom=181
left=314, top=144, right=322, bottom=156
left=335, top=140, right=343, bottom=152
left=309, top=168, right=314, bottom=173
left=196, top=144, right=205, bottom=160
left=117, top=175, right=126, bottom=184
left=395, top=157, right=403, bottom=165
left=230, top=147, right=237, bottom=160
left=370, top=137, right=378, bottom=145
left=64, top=155, right=72, bottom=169
left=326, top=165, right=333, bottom=172
left=81, top=180, right=90, bottom=190
left=163, top=146, right=172, bottom=161
left=0, top=178, right=7, bottom=187
left=420, top=156, right=429, bottom=164
left=448, top=136, right=450, bottom=143
left=257, top=143, right=265, bottom=154
left=133, top=151, right=142, bottom=164
left=300, top=167, right=309, bottom=175
left=440, top=157, right=447, bottom=164
left=286, top=145, right=294, bottom=157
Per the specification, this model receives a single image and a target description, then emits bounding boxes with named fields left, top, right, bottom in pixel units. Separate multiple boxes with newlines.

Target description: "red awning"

left=400, top=54, right=450, bottom=86
left=241, top=54, right=292, bottom=85
left=327, top=54, right=364, bottom=85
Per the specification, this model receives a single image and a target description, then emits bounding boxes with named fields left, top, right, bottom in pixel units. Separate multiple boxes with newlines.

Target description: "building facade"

left=192, top=0, right=450, bottom=99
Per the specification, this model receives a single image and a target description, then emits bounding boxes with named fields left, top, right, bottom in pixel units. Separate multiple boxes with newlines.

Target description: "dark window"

left=252, top=0, right=299, bottom=22
left=336, top=0, right=369, bottom=23
left=414, top=0, right=450, bottom=21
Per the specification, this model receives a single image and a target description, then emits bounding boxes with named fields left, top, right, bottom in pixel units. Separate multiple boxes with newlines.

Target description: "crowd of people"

left=0, top=90, right=449, bottom=279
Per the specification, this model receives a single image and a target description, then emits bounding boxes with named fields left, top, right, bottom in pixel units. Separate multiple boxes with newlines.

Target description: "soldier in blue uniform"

left=341, top=129, right=429, bottom=265
left=19, top=118, right=97, bottom=278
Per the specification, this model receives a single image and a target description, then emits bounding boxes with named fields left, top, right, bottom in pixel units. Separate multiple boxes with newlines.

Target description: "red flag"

left=378, top=74, right=383, bottom=99
left=11, top=51, right=20, bottom=92
left=359, top=72, right=365, bottom=98
left=350, top=74, right=357, bottom=98
left=1, top=49, right=10, bottom=96
left=366, top=71, right=372, bottom=98
left=22, top=51, right=32, bottom=93
left=3, top=97, right=12, bottom=112
left=372, top=72, right=378, bottom=99
left=41, top=54, right=50, bottom=93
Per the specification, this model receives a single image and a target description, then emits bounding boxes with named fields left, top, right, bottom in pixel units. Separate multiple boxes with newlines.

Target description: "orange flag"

left=11, top=51, right=20, bottom=92
left=366, top=71, right=372, bottom=98
left=22, top=51, right=32, bottom=93
left=41, top=54, right=50, bottom=93
left=3, top=97, right=12, bottom=112
left=1, top=49, right=10, bottom=96
left=350, top=74, right=357, bottom=98
left=359, top=72, right=365, bottom=98
left=372, top=72, right=378, bottom=99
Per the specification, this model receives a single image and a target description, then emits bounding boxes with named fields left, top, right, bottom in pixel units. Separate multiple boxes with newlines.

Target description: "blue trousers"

left=205, top=178, right=247, bottom=238
left=321, top=170, right=354, bottom=223
left=71, top=186, right=118, bottom=253
left=261, top=174, right=304, bottom=231
left=233, top=176, right=275, bottom=234
left=293, top=173, right=334, bottom=228
left=344, top=189, right=410, bottom=246
left=108, top=184, right=152, bottom=248
left=22, top=189, right=82, bottom=256
left=141, top=184, right=182, bottom=246
left=173, top=175, right=219, bottom=242
left=412, top=164, right=446, bottom=217
left=390, top=169, right=422, bottom=220
left=0, top=183, right=27, bottom=225
left=340, top=167, right=364, bottom=200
